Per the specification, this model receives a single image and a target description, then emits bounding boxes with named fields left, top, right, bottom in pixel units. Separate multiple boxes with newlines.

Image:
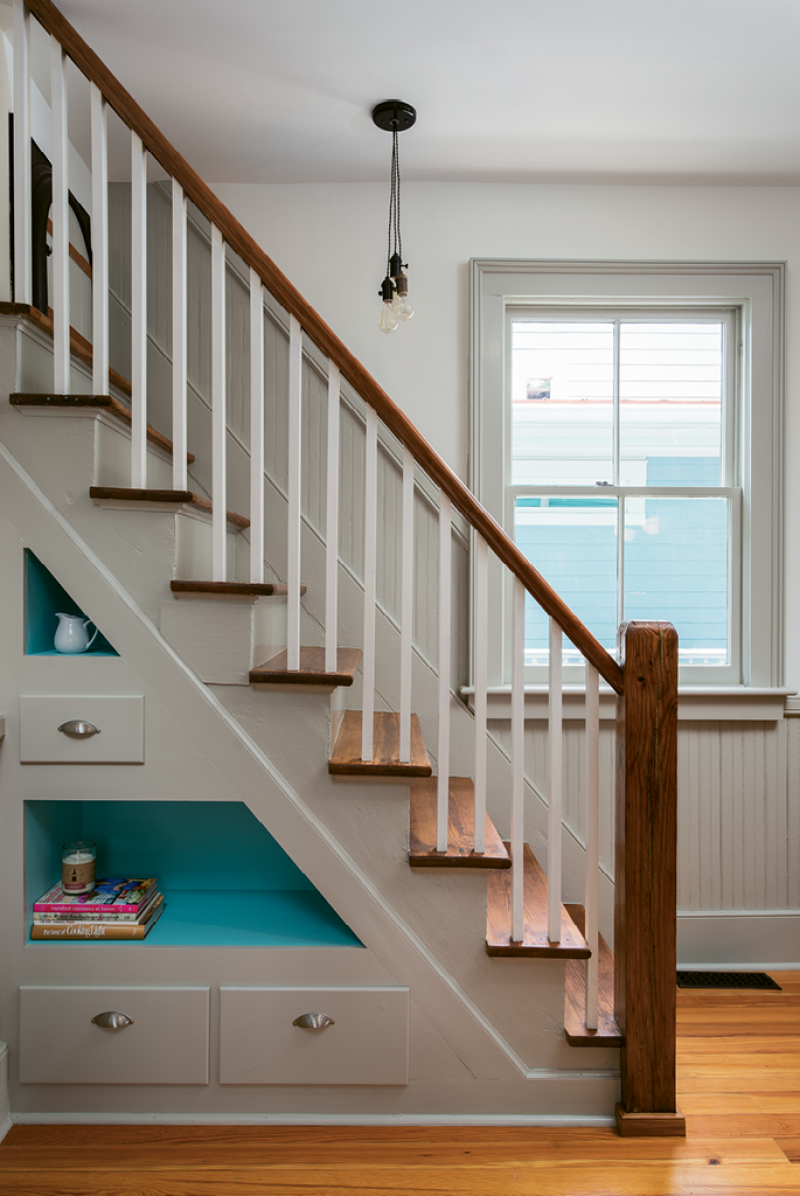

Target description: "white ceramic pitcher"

left=54, top=613, right=99, bottom=654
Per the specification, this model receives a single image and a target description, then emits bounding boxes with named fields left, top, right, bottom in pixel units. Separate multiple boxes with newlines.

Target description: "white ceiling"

left=17, top=0, right=800, bottom=185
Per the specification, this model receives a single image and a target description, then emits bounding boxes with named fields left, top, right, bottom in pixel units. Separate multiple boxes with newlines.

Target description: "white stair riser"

left=160, top=596, right=287, bottom=684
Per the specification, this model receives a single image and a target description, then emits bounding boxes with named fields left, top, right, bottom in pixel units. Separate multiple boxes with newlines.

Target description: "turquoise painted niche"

left=25, top=550, right=118, bottom=655
left=26, top=800, right=363, bottom=949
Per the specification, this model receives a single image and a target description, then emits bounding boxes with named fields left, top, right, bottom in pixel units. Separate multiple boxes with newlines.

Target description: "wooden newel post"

left=614, top=621, right=685, bottom=1137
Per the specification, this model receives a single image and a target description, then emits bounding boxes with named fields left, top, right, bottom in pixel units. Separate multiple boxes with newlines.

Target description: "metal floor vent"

left=677, top=971, right=781, bottom=990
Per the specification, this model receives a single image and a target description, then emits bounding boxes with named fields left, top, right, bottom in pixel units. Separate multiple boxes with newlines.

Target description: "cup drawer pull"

left=292, top=1012, right=334, bottom=1031
left=91, top=1011, right=134, bottom=1030
left=58, top=720, right=101, bottom=738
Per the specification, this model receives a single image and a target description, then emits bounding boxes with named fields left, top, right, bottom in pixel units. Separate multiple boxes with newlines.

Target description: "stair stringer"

left=0, top=442, right=619, bottom=1120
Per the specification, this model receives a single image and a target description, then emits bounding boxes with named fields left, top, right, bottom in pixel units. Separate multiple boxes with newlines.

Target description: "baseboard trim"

left=0, top=1043, right=10, bottom=1146
left=677, top=911, right=800, bottom=969
left=11, top=1112, right=617, bottom=1128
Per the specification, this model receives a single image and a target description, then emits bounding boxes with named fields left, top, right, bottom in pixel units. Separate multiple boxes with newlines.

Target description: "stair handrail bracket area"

left=11, top=0, right=682, bottom=1133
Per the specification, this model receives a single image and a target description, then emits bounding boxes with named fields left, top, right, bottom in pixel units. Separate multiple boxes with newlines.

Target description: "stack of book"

left=31, top=877, right=164, bottom=940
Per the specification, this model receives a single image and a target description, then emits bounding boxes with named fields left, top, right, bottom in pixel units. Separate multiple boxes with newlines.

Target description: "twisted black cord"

left=395, top=129, right=402, bottom=263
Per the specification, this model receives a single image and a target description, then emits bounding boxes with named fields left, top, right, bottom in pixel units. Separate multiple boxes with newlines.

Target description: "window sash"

left=505, top=486, right=742, bottom=685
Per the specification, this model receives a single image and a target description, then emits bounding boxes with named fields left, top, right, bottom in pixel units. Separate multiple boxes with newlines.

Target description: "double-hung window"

left=471, top=261, right=785, bottom=690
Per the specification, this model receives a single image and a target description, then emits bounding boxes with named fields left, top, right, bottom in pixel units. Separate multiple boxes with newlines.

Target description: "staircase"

left=2, top=0, right=681, bottom=1134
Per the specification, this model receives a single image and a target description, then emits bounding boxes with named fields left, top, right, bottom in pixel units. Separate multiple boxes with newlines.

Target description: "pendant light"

left=373, top=100, right=416, bottom=334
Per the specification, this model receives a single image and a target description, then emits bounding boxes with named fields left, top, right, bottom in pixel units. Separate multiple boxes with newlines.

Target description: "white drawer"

left=19, top=695, right=144, bottom=763
left=19, top=986, right=209, bottom=1084
left=219, top=986, right=409, bottom=1085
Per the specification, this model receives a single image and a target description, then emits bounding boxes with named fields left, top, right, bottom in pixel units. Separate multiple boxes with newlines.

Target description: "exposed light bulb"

left=378, top=276, right=398, bottom=334
left=379, top=301, right=398, bottom=334
left=394, top=270, right=414, bottom=321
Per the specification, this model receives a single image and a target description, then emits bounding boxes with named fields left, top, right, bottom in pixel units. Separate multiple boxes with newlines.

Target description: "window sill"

left=459, top=686, right=796, bottom=723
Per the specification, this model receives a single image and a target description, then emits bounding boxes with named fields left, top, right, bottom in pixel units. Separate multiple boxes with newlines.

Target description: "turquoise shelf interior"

left=25, top=549, right=118, bottom=656
left=26, top=800, right=363, bottom=948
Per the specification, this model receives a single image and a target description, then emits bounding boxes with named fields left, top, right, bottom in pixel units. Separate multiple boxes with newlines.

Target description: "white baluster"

left=473, top=533, right=489, bottom=854
left=324, top=362, right=341, bottom=671
left=130, top=132, right=147, bottom=486
left=13, top=0, right=31, bottom=305
left=584, top=662, right=600, bottom=1030
left=287, top=314, right=303, bottom=668
left=211, top=224, right=227, bottom=580
left=50, top=37, right=69, bottom=393
left=511, top=577, right=526, bottom=942
left=548, top=617, right=563, bottom=943
left=171, top=180, right=188, bottom=491
left=437, top=493, right=453, bottom=851
left=90, top=84, right=108, bottom=396
left=361, top=407, right=378, bottom=760
left=249, top=268, right=265, bottom=582
left=399, top=447, right=414, bottom=762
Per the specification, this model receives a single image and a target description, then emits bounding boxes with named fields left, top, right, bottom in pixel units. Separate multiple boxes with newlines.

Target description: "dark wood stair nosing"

left=171, top=580, right=306, bottom=600
left=250, top=647, right=361, bottom=688
left=89, top=487, right=249, bottom=530
left=10, top=392, right=194, bottom=463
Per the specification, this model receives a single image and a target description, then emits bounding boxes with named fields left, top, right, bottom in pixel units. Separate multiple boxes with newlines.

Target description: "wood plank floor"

left=1, top=971, right=798, bottom=1195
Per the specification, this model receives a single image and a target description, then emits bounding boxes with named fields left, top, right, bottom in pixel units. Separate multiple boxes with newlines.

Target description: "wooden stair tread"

left=10, top=392, right=194, bottom=463
left=89, top=487, right=249, bottom=530
left=250, top=647, right=361, bottom=687
left=329, top=711, right=432, bottom=777
left=563, top=903, right=623, bottom=1047
left=171, top=580, right=305, bottom=600
left=486, top=843, right=590, bottom=958
left=409, top=777, right=511, bottom=868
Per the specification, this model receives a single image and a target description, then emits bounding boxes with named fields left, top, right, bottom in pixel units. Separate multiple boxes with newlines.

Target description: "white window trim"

left=469, top=258, right=786, bottom=706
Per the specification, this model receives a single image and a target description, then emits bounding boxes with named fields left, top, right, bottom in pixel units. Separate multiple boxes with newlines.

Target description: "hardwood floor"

left=1, top=972, right=798, bottom=1195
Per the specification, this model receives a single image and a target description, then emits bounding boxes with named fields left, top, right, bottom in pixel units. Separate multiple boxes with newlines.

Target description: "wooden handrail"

left=26, top=0, right=624, bottom=694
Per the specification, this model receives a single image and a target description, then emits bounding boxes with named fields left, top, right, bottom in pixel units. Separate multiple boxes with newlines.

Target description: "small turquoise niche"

left=26, top=800, right=363, bottom=948
left=25, top=550, right=117, bottom=656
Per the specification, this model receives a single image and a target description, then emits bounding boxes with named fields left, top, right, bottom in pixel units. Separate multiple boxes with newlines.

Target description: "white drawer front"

left=20, top=986, right=209, bottom=1084
left=220, top=987, right=409, bottom=1085
left=20, top=695, right=144, bottom=763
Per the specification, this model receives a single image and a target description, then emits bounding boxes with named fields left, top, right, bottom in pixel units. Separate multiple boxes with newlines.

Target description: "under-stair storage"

left=19, top=985, right=210, bottom=1084
left=25, top=800, right=362, bottom=948
left=219, top=987, right=409, bottom=1085
left=19, top=694, right=144, bottom=764
left=25, top=550, right=117, bottom=656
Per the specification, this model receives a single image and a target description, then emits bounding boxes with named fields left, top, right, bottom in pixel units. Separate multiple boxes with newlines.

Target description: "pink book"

left=34, top=877, right=158, bottom=915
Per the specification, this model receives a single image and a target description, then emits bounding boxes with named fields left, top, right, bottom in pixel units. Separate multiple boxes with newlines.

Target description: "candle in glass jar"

left=62, top=840, right=96, bottom=894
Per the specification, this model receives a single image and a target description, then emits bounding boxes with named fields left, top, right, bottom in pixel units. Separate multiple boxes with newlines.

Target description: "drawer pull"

left=58, top=720, right=101, bottom=739
left=91, top=1011, right=134, bottom=1030
left=292, top=1012, right=335, bottom=1031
